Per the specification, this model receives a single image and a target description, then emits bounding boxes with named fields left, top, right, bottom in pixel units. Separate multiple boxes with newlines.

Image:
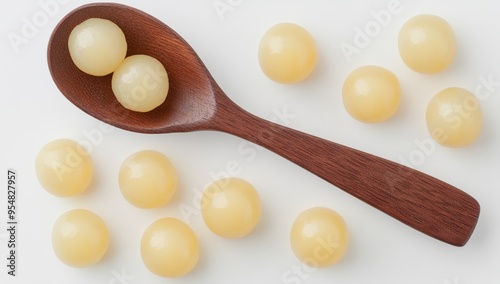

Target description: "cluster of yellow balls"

left=35, top=139, right=349, bottom=277
left=42, top=12, right=486, bottom=278
left=56, top=17, right=352, bottom=276
left=258, top=15, right=483, bottom=148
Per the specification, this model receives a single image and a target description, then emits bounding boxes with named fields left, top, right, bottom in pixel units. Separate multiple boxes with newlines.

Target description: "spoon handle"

left=211, top=95, right=479, bottom=246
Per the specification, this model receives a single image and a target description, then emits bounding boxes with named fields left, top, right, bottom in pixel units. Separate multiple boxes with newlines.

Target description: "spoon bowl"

left=48, top=3, right=216, bottom=133
left=48, top=3, right=480, bottom=246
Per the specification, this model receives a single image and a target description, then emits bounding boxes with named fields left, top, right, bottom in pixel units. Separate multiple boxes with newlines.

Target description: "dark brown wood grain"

left=211, top=97, right=480, bottom=246
left=47, top=3, right=480, bottom=246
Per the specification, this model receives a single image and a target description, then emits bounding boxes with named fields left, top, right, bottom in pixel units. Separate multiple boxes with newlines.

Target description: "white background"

left=1, top=0, right=499, bottom=283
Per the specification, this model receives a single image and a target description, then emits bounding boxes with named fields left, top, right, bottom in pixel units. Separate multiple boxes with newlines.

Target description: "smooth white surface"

left=1, top=0, right=499, bottom=283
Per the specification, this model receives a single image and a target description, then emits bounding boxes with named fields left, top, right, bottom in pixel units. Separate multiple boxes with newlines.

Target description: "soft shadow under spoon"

left=47, top=3, right=480, bottom=246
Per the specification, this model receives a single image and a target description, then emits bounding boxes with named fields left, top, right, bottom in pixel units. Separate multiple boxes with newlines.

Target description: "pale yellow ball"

left=141, top=218, right=199, bottom=278
left=290, top=207, right=349, bottom=268
left=342, top=65, right=401, bottom=123
left=426, top=87, right=482, bottom=147
left=35, top=139, right=93, bottom=197
left=112, top=54, right=169, bottom=112
left=258, top=23, right=318, bottom=83
left=398, top=14, right=456, bottom=74
left=201, top=178, right=261, bottom=238
left=68, top=18, right=127, bottom=76
left=119, top=150, right=177, bottom=209
left=52, top=209, right=110, bottom=267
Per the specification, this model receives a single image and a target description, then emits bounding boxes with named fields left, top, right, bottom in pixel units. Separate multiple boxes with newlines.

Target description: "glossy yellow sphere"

left=258, top=23, right=318, bottom=83
left=342, top=65, right=401, bottom=123
left=398, top=14, right=456, bottom=74
left=426, top=87, right=482, bottom=147
left=201, top=178, right=261, bottom=238
left=52, top=209, right=110, bottom=267
left=290, top=207, right=349, bottom=268
left=119, top=150, right=177, bottom=209
left=35, top=139, right=93, bottom=197
left=141, top=218, right=199, bottom=278
left=112, top=54, right=169, bottom=112
left=68, top=18, right=127, bottom=76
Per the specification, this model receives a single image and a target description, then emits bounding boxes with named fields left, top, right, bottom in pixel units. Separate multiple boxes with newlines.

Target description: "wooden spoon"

left=47, top=3, right=479, bottom=246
